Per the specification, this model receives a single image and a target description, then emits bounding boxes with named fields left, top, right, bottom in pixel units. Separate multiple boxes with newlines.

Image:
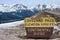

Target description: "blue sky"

left=0, top=0, right=60, bottom=7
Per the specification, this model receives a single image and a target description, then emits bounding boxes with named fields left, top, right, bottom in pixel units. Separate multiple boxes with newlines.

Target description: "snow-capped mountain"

left=0, top=4, right=60, bottom=12
left=30, top=4, right=60, bottom=11
left=0, top=4, right=28, bottom=12
left=0, top=4, right=60, bottom=23
left=12, top=4, right=27, bottom=10
left=30, top=4, right=41, bottom=10
left=0, top=4, right=39, bottom=23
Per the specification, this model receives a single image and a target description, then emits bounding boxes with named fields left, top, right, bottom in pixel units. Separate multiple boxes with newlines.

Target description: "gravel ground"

left=0, top=24, right=60, bottom=40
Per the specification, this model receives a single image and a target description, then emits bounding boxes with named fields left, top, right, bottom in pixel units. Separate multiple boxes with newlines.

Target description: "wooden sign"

left=24, top=17, right=55, bottom=38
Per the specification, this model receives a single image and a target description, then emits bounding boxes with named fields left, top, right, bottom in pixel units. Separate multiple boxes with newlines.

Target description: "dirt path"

left=0, top=24, right=60, bottom=40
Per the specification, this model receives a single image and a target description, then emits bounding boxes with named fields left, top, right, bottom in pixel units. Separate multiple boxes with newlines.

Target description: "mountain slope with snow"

left=0, top=4, right=60, bottom=12
left=0, top=5, right=39, bottom=23
left=0, top=4, right=60, bottom=23
left=0, top=20, right=24, bottom=28
left=0, top=4, right=28, bottom=12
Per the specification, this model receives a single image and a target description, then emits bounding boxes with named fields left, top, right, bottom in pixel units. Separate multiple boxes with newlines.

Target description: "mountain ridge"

left=0, top=4, right=60, bottom=12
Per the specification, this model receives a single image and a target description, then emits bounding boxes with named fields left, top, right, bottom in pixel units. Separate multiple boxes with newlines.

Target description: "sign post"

left=24, top=17, right=55, bottom=38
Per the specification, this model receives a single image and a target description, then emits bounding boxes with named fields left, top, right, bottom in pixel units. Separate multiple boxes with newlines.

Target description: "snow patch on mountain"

left=0, top=20, right=24, bottom=28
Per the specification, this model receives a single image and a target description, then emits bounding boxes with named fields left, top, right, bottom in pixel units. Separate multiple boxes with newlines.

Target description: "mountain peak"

left=12, top=4, right=27, bottom=10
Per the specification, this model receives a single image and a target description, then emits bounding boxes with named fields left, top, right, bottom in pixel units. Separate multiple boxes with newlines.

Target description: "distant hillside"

left=31, top=11, right=60, bottom=22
